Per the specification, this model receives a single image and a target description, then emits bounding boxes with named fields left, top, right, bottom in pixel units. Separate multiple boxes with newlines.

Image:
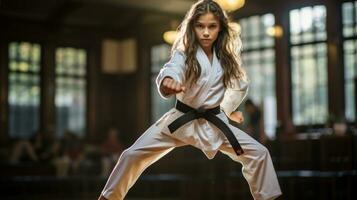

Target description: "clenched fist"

left=160, top=77, right=186, bottom=96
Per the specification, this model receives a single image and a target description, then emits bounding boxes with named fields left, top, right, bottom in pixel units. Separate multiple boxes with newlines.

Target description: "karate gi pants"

left=100, top=121, right=282, bottom=200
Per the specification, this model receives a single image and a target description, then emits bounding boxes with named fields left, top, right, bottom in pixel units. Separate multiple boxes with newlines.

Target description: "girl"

left=99, top=0, right=282, bottom=199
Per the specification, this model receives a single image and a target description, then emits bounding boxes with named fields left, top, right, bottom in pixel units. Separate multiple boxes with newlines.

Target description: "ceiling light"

left=163, top=30, right=178, bottom=45
left=215, top=0, right=245, bottom=12
left=266, top=25, right=284, bottom=38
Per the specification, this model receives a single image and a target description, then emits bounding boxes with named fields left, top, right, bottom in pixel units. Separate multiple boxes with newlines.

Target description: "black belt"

left=168, top=100, right=244, bottom=156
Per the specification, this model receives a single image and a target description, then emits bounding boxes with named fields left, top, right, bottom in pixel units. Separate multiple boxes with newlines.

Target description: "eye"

left=196, top=24, right=203, bottom=28
left=209, top=24, right=217, bottom=29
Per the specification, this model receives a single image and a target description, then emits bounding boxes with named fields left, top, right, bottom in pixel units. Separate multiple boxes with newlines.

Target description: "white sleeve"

left=220, top=79, right=249, bottom=116
left=156, top=50, right=186, bottom=99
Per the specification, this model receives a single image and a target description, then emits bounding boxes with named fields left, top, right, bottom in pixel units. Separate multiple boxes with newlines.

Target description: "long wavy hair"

left=172, top=0, right=246, bottom=88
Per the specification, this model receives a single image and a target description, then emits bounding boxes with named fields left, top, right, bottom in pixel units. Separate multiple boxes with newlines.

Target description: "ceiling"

left=0, top=0, right=277, bottom=30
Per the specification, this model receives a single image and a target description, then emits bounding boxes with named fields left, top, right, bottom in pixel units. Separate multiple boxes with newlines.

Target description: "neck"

left=202, top=46, right=213, bottom=57
left=200, top=46, right=214, bottom=64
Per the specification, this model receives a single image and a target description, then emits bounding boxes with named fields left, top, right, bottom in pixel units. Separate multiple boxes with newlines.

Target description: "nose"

left=203, top=28, right=209, bottom=38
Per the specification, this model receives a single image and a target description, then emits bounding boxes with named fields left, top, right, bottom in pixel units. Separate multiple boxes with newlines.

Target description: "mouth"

left=201, top=39, right=211, bottom=42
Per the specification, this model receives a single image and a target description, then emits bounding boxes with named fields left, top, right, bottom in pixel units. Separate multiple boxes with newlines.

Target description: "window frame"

left=54, top=46, right=89, bottom=138
left=6, top=40, right=43, bottom=139
left=288, top=5, right=329, bottom=129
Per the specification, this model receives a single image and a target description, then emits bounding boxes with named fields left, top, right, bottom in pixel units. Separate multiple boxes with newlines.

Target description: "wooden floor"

left=1, top=137, right=357, bottom=200
left=1, top=171, right=356, bottom=200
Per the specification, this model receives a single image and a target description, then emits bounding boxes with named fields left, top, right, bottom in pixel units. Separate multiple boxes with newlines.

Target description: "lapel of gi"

left=195, top=46, right=220, bottom=105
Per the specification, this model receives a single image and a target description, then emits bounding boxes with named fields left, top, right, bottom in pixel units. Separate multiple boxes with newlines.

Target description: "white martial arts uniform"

left=101, top=47, right=282, bottom=200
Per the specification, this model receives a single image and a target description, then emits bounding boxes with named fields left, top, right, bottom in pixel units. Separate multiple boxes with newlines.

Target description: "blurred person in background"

left=101, top=127, right=124, bottom=177
left=243, top=99, right=267, bottom=143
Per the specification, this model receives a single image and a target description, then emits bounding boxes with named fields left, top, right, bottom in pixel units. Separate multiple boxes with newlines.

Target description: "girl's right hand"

left=160, top=77, right=186, bottom=96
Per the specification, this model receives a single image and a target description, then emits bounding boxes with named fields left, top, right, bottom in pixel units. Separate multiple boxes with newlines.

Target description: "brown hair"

left=172, top=0, right=246, bottom=88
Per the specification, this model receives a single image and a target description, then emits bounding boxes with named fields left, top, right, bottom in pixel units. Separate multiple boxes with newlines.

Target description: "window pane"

left=346, top=82, right=355, bottom=121
left=250, top=16, right=261, bottom=49
left=291, top=44, right=328, bottom=125
left=150, top=44, right=174, bottom=122
left=342, top=2, right=357, bottom=121
left=55, top=47, right=87, bottom=138
left=151, top=44, right=170, bottom=74
left=240, top=14, right=275, bottom=50
left=343, top=40, right=356, bottom=121
left=313, top=6, right=327, bottom=41
left=8, top=42, right=41, bottom=138
left=343, top=2, right=354, bottom=37
left=262, top=13, right=275, bottom=47
left=290, top=6, right=327, bottom=44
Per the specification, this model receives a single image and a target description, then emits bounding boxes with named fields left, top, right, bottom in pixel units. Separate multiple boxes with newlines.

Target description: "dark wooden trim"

left=274, top=5, right=294, bottom=137
left=283, top=0, right=330, bottom=11
left=136, top=29, right=151, bottom=136
left=40, top=42, right=56, bottom=138
left=0, top=38, right=9, bottom=143
left=326, top=0, right=345, bottom=119
left=87, top=41, right=100, bottom=142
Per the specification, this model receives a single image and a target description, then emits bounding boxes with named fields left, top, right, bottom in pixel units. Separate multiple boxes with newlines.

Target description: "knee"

left=120, top=148, right=142, bottom=162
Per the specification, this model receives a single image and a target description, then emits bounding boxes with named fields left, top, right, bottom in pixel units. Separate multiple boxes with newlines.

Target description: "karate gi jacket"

left=155, top=46, right=249, bottom=159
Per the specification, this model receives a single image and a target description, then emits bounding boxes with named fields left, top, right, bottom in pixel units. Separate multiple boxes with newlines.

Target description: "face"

left=194, top=12, right=220, bottom=51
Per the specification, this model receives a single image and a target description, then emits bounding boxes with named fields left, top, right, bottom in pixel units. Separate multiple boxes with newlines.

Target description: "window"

left=150, top=44, right=174, bottom=122
left=342, top=1, right=357, bottom=121
left=289, top=6, right=328, bottom=125
left=55, top=47, right=87, bottom=137
left=8, top=42, right=41, bottom=138
left=239, top=14, right=277, bottom=138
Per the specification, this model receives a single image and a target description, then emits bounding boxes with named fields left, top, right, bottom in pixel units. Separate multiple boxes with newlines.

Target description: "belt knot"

left=196, top=107, right=207, bottom=117
left=168, top=100, right=244, bottom=156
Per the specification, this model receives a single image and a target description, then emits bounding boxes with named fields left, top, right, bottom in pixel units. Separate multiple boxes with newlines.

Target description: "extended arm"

left=156, top=51, right=186, bottom=98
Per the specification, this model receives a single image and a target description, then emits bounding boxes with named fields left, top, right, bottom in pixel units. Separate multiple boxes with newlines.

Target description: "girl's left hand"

left=229, top=111, right=244, bottom=123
